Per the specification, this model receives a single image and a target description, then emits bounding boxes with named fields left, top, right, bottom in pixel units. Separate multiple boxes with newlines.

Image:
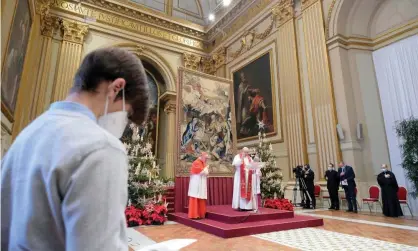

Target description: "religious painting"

left=1, top=0, right=32, bottom=121
left=122, top=70, right=160, bottom=155
left=232, top=51, right=277, bottom=142
left=176, top=68, right=236, bottom=177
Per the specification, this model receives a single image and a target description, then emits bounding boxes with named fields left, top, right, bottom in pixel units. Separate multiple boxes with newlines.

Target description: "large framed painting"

left=232, top=51, right=277, bottom=142
left=176, top=67, right=236, bottom=177
left=1, top=0, right=33, bottom=122
left=122, top=69, right=160, bottom=155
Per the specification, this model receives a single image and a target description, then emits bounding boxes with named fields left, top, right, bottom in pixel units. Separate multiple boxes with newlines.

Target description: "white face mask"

left=328, top=166, right=333, bottom=171
left=98, top=89, right=128, bottom=139
left=381, top=168, right=387, bottom=172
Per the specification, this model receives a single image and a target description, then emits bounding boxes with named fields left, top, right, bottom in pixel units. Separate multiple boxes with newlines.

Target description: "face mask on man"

left=328, top=166, right=334, bottom=171
left=381, top=168, right=387, bottom=172
left=98, top=88, right=128, bottom=139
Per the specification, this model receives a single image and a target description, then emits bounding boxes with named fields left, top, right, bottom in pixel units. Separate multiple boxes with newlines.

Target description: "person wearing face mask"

left=377, top=164, right=403, bottom=217
left=1, top=47, right=149, bottom=251
left=325, top=163, right=340, bottom=210
left=338, top=161, right=357, bottom=213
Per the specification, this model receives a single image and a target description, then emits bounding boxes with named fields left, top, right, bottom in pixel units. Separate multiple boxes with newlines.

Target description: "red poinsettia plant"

left=125, top=201, right=168, bottom=227
left=264, top=198, right=294, bottom=211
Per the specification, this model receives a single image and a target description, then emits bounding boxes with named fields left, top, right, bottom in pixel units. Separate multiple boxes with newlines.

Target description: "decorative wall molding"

left=272, top=0, right=295, bottom=26
left=163, top=100, right=176, bottom=114
left=229, top=8, right=278, bottom=60
left=40, top=15, right=61, bottom=37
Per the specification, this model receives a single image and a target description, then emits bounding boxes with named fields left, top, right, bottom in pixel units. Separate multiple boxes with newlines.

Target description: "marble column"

left=301, top=0, right=342, bottom=176
left=274, top=0, right=308, bottom=175
left=52, top=20, right=88, bottom=102
left=163, top=98, right=176, bottom=179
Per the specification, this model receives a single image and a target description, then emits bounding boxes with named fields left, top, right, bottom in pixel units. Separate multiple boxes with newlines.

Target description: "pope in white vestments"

left=232, top=147, right=256, bottom=210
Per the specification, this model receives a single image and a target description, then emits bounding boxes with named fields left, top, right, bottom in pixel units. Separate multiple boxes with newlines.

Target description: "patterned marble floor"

left=254, top=228, right=418, bottom=251
left=129, top=209, right=418, bottom=251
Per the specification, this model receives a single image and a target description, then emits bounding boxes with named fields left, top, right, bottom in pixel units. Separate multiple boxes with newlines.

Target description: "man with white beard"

left=232, top=147, right=255, bottom=211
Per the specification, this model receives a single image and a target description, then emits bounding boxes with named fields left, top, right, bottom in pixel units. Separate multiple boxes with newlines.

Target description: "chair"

left=398, top=186, right=413, bottom=217
left=362, top=186, right=382, bottom=213
left=314, top=185, right=322, bottom=207
left=341, top=187, right=361, bottom=210
left=322, top=194, right=331, bottom=207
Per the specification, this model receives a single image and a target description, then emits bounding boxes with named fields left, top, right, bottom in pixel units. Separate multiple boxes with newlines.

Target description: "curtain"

left=373, top=35, right=418, bottom=215
left=174, top=177, right=234, bottom=212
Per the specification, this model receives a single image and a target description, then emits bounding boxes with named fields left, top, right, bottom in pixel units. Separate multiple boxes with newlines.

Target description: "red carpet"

left=168, top=205, right=323, bottom=238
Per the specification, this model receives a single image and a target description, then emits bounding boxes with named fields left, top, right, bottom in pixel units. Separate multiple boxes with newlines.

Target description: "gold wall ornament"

left=61, top=20, right=89, bottom=44
left=301, top=0, right=319, bottom=11
left=163, top=100, right=176, bottom=114
left=272, top=0, right=295, bottom=27
left=183, top=52, right=202, bottom=71
left=35, top=0, right=54, bottom=16
left=50, top=0, right=205, bottom=50
left=40, top=15, right=61, bottom=37
left=212, top=47, right=227, bottom=69
left=201, top=57, right=216, bottom=75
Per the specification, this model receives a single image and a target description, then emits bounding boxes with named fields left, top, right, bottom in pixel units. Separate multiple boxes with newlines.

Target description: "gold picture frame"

left=175, top=67, right=237, bottom=177
left=1, top=0, right=35, bottom=123
left=231, top=49, right=278, bottom=143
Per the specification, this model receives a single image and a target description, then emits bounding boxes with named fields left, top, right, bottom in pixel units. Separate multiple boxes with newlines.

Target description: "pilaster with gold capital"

left=52, top=20, right=89, bottom=102
left=301, top=0, right=319, bottom=11
left=183, top=53, right=202, bottom=71
left=161, top=93, right=177, bottom=178
left=164, top=100, right=176, bottom=114
left=272, top=0, right=295, bottom=27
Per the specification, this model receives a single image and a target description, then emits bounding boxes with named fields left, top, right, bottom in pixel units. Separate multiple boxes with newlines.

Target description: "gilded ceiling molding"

left=272, top=0, right=295, bottom=27
left=75, top=0, right=205, bottom=38
left=301, top=0, right=319, bottom=11
left=183, top=53, right=203, bottom=72
left=61, top=20, right=89, bottom=44
left=51, top=0, right=205, bottom=51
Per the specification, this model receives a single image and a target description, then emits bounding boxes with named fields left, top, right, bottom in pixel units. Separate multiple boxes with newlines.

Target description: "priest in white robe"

left=188, top=152, right=209, bottom=219
left=232, top=147, right=255, bottom=210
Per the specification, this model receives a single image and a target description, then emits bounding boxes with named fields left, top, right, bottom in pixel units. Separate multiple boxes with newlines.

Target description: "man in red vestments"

left=188, top=152, right=209, bottom=219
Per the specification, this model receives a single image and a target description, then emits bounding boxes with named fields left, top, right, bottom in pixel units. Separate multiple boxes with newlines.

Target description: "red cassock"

left=187, top=159, right=208, bottom=219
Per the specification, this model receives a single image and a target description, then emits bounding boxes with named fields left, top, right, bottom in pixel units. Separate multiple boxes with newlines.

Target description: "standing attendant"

left=338, top=161, right=357, bottom=213
left=303, top=164, right=315, bottom=209
left=188, top=152, right=210, bottom=219
left=252, top=156, right=263, bottom=208
left=377, top=164, right=403, bottom=217
left=1, top=48, right=149, bottom=250
left=325, top=163, right=340, bottom=210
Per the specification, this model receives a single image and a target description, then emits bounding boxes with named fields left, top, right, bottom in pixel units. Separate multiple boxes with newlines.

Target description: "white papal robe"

left=232, top=154, right=256, bottom=210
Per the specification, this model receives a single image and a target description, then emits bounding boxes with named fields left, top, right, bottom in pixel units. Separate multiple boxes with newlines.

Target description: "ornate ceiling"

left=126, top=0, right=229, bottom=26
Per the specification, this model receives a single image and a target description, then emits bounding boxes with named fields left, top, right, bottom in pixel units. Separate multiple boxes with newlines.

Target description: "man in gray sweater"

left=1, top=47, right=149, bottom=250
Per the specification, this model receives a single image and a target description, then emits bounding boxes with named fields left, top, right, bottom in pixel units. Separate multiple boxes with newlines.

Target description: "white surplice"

left=232, top=154, right=255, bottom=210
left=188, top=167, right=209, bottom=199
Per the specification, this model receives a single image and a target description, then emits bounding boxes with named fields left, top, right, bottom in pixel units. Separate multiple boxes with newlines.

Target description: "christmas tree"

left=255, top=122, right=283, bottom=199
left=122, top=123, right=173, bottom=209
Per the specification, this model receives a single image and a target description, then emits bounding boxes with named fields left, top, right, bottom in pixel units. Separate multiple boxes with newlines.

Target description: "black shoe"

left=346, top=210, right=353, bottom=212
left=328, top=207, right=334, bottom=210
left=335, top=208, right=340, bottom=210
left=353, top=210, right=358, bottom=213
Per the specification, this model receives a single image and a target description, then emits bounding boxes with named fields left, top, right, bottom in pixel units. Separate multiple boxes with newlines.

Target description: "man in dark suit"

left=338, top=161, right=357, bottom=213
left=325, top=163, right=340, bottom=210
left=303, top=164, right=315, bottom=209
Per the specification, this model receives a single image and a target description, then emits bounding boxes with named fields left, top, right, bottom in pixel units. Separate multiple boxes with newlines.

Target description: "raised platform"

left=168, top=205, right=323, bottom=238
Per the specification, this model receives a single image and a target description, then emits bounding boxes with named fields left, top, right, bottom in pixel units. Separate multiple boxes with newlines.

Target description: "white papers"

left=341, top=180, right=348, bottom=186
left=138, top=239, right=197, bottom=251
